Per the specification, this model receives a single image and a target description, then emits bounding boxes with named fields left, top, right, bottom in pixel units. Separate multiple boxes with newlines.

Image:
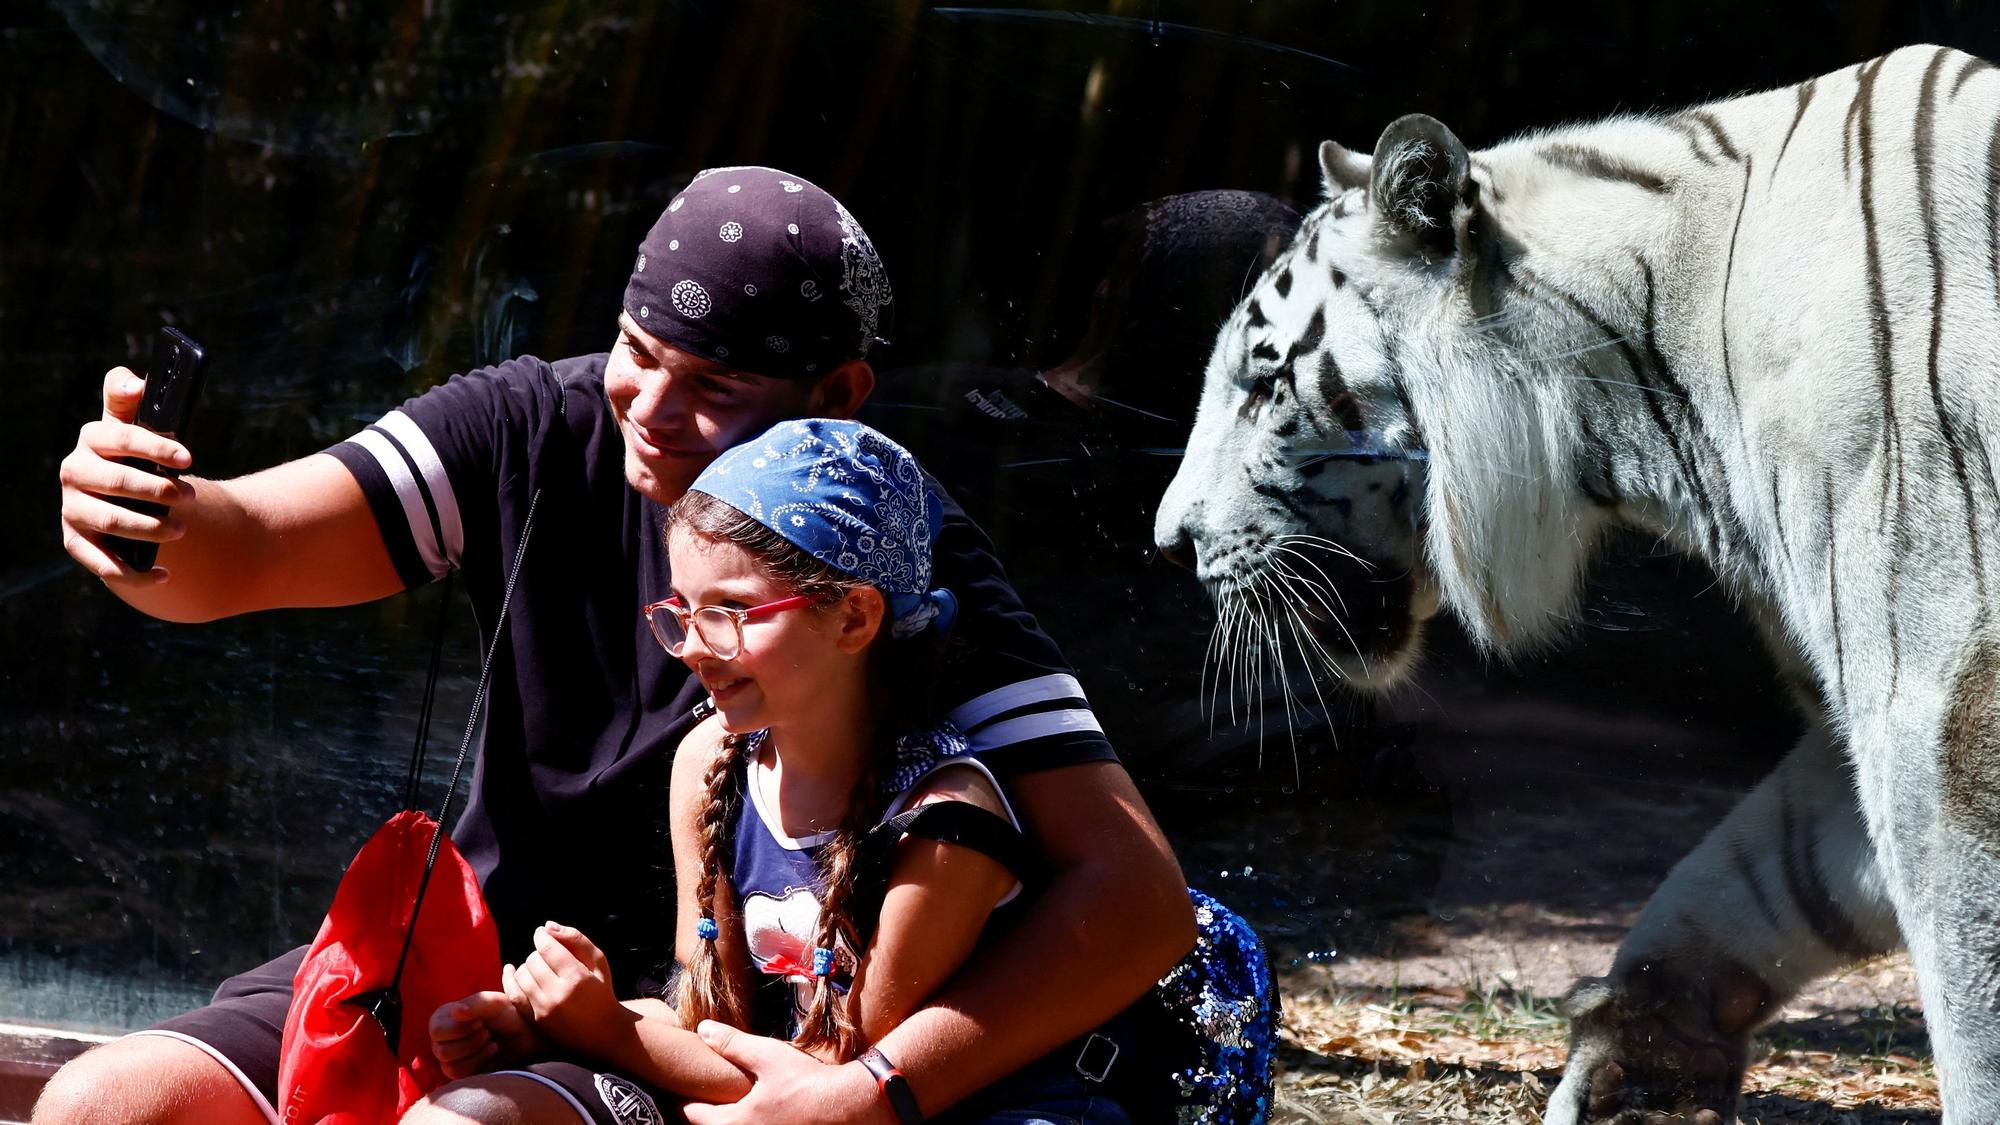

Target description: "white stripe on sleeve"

left=348, top=428, right=449, bottom=580
left=963, top=708, right=1104, bottom=753
left=947, top=673, right=1089, bottom=731
left=375, top=410, right=464, bottom=567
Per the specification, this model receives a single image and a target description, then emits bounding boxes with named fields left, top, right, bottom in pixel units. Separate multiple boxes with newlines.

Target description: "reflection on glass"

left=7, top=3, right=1991, bottom=1121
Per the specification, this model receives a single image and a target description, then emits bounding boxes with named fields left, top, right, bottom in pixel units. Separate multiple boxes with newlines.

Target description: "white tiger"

left=1155, top=46, right=2000, bottom=1124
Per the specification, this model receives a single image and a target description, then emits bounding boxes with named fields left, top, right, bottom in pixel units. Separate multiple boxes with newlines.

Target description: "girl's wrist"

left=587, top=1004, right=646, bottom=1070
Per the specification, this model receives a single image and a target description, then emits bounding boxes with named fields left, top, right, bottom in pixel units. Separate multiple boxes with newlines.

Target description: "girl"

left=429, top=418, right=1132, bottom=1123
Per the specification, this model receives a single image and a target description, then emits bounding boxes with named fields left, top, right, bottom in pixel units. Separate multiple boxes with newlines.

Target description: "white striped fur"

left=1156, top=46, right=2000, bottom=1122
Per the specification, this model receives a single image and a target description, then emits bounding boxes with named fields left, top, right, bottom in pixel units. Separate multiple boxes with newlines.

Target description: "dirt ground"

left=1153, top=686, right=1939, bottom=1125
left=1273, top=910, right=1931, bottom=1124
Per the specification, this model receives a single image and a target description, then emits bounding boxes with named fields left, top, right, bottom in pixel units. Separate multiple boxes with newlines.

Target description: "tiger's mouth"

left=1204, top=546, right=1440, bottom=698
left=1296, top=564, right=1433, bottom=689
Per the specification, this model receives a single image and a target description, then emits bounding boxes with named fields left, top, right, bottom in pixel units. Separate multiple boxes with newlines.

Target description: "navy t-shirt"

left=323, top=353, right=1114, bottom=988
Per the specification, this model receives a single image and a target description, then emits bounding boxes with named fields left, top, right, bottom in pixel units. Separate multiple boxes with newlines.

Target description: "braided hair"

left=666, top=489, right=938, bottom=1060
left=673, top=728, right=754, bottom=1031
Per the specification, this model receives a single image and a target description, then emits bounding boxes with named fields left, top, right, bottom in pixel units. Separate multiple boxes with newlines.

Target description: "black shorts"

left=139, top=946, right=665, bottom=1125
left=138, top=945, right=304, bottom=1124
left=491, top=1062, right=678, bottom=1125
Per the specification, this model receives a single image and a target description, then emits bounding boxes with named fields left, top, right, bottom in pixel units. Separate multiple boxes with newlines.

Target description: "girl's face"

left=665, top=527, right=876, bottom=734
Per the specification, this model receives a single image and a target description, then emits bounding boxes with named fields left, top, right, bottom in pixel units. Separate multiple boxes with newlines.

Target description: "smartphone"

left=104, top=327, right=208, bottom=572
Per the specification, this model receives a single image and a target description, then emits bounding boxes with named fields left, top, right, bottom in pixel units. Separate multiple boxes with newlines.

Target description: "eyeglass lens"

left=650, top=605, right=743, bottom=659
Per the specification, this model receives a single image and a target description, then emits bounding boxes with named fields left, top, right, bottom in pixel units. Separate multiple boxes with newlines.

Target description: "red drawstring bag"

left=277, top=491, right=546, bottom=1124
left=277, top=810, right=500, bottom=1124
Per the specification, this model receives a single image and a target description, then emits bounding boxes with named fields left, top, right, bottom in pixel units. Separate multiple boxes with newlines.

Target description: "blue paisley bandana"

left=689, top=419, right=957, bottom=639
left=882, top=723, right=972, bottom=798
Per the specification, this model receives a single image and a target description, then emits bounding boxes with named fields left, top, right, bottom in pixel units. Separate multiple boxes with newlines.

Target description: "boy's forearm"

left=871, top=847, right=1195, bottom=1113
left=112, top=473, right=288, bottom=622
left=112, top=456, right=400, bottom=621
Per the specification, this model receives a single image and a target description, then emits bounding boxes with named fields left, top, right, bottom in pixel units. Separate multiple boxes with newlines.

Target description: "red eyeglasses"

left=642, top=594, right=813, bottom=659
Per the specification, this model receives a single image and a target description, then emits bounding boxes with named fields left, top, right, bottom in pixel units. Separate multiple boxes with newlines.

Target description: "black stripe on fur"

left=1286, top=307, right=1326, bottom=361
left=1823, top=475, right=1848, bottom=702
left=1718, top=158, right=1754, bottom=422
left=1915, top=47, right=1988, bottom=602
left=1513, top=261, right=1714, bottom=544
left=1250, top=471, right=1316, bottom=523
left=1842, top=58, right=1883, bottom=180
left=1853, top=56, right=1902, bottom=528
left=1774, top=78, right=1817, bottom=182
left=1853, top=53, right=1907, bottom=691
left=1667, top=117, right=1719, bottom=166
left=1769, top=469, right=1797, bottom=588
left=1637, top=256, right=1732, bottom=559
left=1538, top=143, right=1671, bottom=193
left=1318, top=353, right=1359, bottom=433
left=1952, top=52, right=1998, bottom=99
left=1730, top=833, right=1789, bottom=937
left=1778, top=775, right=1878, bottom=960
left=1687, top=110, right=1744, bottom=163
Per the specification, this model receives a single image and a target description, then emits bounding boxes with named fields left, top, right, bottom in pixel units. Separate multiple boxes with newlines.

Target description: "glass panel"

left=7, top=2, right=1992, bottom=1120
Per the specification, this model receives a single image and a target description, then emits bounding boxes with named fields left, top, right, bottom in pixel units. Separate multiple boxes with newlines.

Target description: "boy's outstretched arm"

left=59, top=366, right=403, bottom=621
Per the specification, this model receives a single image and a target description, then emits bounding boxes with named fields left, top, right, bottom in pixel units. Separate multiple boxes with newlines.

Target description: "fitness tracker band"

left=858, top=1047, right=923, bottom=1124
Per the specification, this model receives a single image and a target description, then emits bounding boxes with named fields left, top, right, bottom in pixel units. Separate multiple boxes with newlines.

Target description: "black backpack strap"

left=873, top=802, right=1039, bottom=883
left=852, top=801, right=1040, bottom=944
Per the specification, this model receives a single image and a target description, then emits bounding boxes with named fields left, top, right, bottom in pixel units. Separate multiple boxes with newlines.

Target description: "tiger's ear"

left=1368, top=114, right=1472, bottom=262
left=1318, top=139, right=1371, bottom=195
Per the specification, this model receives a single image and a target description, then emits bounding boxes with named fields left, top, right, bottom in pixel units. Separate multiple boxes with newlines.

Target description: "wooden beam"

left=0, top=1024, right=112, bottom=1125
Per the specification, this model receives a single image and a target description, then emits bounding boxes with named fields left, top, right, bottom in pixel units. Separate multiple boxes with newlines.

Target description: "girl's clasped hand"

left=426, top=921, right=622, bottom=1079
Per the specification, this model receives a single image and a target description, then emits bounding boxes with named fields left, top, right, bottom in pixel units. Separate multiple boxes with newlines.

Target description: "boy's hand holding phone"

left=57, top=328, right=204, bottom=578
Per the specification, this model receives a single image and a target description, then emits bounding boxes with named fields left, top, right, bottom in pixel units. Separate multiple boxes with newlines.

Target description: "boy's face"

left=606, top=313, right=820, bottom=504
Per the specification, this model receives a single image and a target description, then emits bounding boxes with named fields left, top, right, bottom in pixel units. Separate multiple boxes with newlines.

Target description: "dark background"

left=3, top=0, right=1995, bottom=1031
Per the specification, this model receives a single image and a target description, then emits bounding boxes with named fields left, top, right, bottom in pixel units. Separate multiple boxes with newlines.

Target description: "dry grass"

left=1270, top=960, right=1939, bottom=1124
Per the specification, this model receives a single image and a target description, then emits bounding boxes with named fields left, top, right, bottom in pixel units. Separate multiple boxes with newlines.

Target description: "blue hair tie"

left=696, top=918, right=720, bottom=941
left=812, top=947, right=836, bottom=977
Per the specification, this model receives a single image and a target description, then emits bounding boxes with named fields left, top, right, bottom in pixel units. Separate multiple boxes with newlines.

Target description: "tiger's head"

left=1156, top=114, right=1608, bottom=693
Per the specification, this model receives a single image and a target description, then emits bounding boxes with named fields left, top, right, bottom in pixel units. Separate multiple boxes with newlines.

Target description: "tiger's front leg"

left=1544, top=722, right=1901, bottom=1125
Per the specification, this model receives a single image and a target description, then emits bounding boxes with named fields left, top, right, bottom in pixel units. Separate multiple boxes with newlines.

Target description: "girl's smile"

left=700, top=669, right=751, bottom=704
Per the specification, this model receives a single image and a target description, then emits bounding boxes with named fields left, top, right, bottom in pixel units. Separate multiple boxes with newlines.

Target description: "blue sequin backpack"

left=1134, top=887, right=1279, bottom=1124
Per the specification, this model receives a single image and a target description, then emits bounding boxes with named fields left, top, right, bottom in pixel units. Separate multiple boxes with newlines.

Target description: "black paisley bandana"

left=622, top=166, right=892, bottom=380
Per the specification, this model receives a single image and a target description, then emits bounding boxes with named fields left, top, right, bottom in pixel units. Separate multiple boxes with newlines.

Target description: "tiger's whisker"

left=1270, top=560, right=1346, bottom=622
left=1545, top=372, right=1686, bottom=397
left=1276, top=533, right=1377, bottom=571
left=1269, top=565, right=1354, bottom=681
left=1271, top=548, right=1355, bottom=617
left=1270, top=552, right=1373, bottom=675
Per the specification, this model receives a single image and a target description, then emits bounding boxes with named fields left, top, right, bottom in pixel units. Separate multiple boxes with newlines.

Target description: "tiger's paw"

left=1543, top=963, right=1767, bottom=1125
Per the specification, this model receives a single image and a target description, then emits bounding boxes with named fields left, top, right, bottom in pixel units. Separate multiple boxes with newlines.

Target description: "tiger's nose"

left=1158, top=530, right=1196, bottom=570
